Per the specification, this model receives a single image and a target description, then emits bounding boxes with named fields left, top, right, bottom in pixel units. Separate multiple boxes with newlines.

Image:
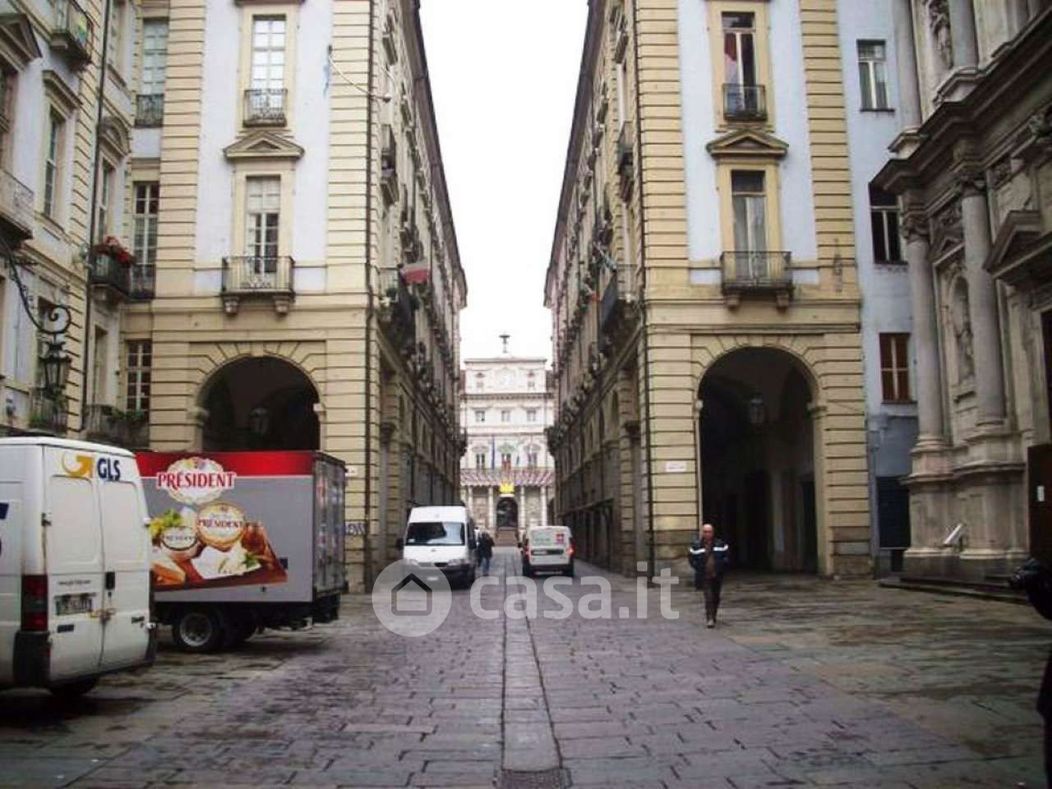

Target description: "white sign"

left=664, top=461, right=688, bottom=473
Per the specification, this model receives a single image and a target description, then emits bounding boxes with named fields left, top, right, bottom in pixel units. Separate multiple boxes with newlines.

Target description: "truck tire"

left=49, top=678, right=98, bottom=700
left=172, top=609, right=224, bottom=653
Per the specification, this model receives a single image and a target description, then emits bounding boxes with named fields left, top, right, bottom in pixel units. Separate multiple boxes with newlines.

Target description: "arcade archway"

left=496, top=496, right=518, bottom=530
left=698, top=348, right=818, bottom=572
left=200, top=356, right=320, bottom=451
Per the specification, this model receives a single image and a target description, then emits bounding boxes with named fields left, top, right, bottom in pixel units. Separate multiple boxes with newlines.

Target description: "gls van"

left=0, top=439, right=156, bottom=698
left=398, top=506, right=477, bottom=588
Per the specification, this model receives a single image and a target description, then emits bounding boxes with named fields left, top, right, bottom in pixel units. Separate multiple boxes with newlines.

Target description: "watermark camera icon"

left=372, top=560, right=452, bottom=637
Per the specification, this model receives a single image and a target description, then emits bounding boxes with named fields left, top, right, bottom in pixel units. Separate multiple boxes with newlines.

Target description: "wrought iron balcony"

left=129, top=264, right=156, bottom=301
left=85, top=404, right=149, bottom=448
left=599, top=264, right=638, bottom=339
left=720, top=251, right=793, bottom=308
left=50, top=0, right=93, bottom=69
left=29, top=389, right=69, bottom=435
left=377, top=267, right=417, bottom=348
left=90, top=253, right=130, bottom=300
left=135, top=94, right=164, bottom=127
left=244, top=89, right=287, bottom=126
left=0, top=169, right=34, bottom=244
left=221, top=255, right=294, bottom=314
left=723, top=84, right=767, bottom=121
left=617, top=121, right=635, bottom=200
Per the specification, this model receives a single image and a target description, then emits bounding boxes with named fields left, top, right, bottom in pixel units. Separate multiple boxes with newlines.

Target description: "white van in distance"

left=0, top=439, right=156, bottom=698
left=398, top=506, right=477, bottom=588
left=520, top=525, right=575, bottom=578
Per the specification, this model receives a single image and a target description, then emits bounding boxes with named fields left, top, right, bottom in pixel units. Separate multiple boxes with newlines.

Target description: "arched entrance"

left=496, top=496, right=518, bottom=530
left=698, top=348, right=818, bottom=572
left=201, top=356, right=320, bottom=451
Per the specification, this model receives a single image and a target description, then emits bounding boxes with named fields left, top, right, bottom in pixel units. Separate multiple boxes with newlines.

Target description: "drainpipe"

left=363, top=0, right=377, bottom=585
left=79, top=0, right=114, bottom=431
left=631, top=0, right=657, bottom=585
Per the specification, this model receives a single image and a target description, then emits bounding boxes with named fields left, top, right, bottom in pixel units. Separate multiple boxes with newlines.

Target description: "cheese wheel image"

left=194, top=501, right=246, bottom=550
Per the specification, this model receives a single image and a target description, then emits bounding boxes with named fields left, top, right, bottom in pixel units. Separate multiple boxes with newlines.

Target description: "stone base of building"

left=903, top=547, right=1030, bottom=581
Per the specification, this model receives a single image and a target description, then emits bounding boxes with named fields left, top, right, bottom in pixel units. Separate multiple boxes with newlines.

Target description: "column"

left=959, top=175, right=1007, bottom=426
left=487, top=486, right=495, bottom=531
left=518, top=485, right=526, bottom=530
left=893, top=0, right=923, bottom=129
left=948, top=0, right=979, bottom=68
left=903, top=210, right=946, bottom=445
left=541, top=486, right=548, bottom=527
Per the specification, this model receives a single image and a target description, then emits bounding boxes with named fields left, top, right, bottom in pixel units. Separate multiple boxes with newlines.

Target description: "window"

left=126, top=340, right=152, bottom=413
left=133, top=182, right=159, bottom=265
left=475, top=410, right=485, bottom=423
left=251, top=17, right=286, bottom=93
left=43, top=112, right=63, bottom=218
left=857, top=40, right=889, bottom=111
left=501, top=409, right=511, bottom=423
left=475, top=373, right=484, bottom=391
left=474, top=452, right=486, bottom=470
left=527, top=451, right=538, bottom=469
left=97, top=162, right=115, bottom=240
left=140, top=19, right=169, bottom=95
left=869, top=185, right=902, bottom=264
left=526, top=409, right=537, bottom=423
left=731, top=171, right=767, bottom=253
left=500, top=452, right=512, bottom=470
left=91, top=326, right=108, bottom=403
left=527, top=373, right=536, bottom=391
left=722, top=13, right=756, bottom=88
left=245, top=176, right=280, bottom=265
left=879, top=333, right=911, bottom=402
left=108, top=0, right=126, bottom=73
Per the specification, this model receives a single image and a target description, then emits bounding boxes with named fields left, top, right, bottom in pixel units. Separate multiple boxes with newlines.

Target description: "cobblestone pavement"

left=0, top=548, right=1047, bottom=787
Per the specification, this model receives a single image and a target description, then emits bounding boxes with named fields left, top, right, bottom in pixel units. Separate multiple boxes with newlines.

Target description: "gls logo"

left=61, top=453, right=123, bottom=482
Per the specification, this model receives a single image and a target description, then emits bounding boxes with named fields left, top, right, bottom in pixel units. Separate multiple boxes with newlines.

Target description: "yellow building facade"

left=545, top=0, right=871, bottom=578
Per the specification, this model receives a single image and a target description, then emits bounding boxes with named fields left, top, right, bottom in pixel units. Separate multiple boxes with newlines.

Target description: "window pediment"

left=43, top=70, right=80, bottom=115
left=100, top=115, right=132, bottom=158
left=224, top=130, right=304, bottom=161
left=0, top=13, right=42, bottom=68
left=706, top=128, right=788, bottom=161
left=985, top=209, right=1050, bottom=287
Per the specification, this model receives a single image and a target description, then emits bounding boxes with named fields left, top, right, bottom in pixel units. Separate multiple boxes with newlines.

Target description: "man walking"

left=688, top=523, right=729, bottom=628
left=477, top=529, right=495, bottom=576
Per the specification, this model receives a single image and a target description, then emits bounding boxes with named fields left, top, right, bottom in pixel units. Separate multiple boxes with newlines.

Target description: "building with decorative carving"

left=544, top=0, right=871, bottom=579
left=875, top=1, right=1051, bottom=580
left=460, top=346, right=554, bottom=535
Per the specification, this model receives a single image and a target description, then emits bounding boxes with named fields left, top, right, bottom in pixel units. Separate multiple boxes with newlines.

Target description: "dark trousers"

left=702, top=576, right=722, bottom=621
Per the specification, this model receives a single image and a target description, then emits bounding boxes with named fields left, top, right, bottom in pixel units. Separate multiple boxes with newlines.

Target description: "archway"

left=698, top=348, right=817, bottom=572
left=496, top=496, right=518, bottom=531
left=201, top=356, right=320, bottom=451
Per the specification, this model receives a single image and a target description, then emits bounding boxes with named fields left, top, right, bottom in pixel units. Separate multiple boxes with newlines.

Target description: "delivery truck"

left=0, top=438, right=156, bottom=698
left=137, top=451, right=346, bottom=653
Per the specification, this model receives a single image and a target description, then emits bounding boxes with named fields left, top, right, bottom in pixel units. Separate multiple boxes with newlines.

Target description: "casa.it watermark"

left=371, top=560, right=681, bottom=637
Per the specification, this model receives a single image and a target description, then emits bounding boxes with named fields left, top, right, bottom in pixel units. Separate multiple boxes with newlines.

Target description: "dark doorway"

left=496, top=496, right=518, bottom=530
left=1029, top=444, right=1052, bottom=566
left=201, top=357, right=319, bottom=451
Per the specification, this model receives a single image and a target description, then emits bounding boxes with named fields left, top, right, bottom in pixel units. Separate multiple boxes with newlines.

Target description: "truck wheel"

left=172, top=609, right=224, bottom=653
left=49, top=678, right=98, bottom=700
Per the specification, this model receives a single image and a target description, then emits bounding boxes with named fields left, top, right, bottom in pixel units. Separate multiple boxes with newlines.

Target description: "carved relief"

left=900, top=211, right=930, bottom=244
left=950, top=278, right=974, bottom=385
left=930, top=200, right=963, bottom=255
left=924, top=0, right=953, bottom=70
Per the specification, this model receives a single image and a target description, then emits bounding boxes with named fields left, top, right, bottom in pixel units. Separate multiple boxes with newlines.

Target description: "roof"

left=0, top=437, right=135, bottom=457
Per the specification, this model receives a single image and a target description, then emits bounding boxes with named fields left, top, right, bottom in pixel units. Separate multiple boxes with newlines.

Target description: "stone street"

left=0, top=548, right=1047, bottom=788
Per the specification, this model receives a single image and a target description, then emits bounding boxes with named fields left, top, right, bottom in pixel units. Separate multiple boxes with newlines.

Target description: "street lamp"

left=39, top=340, right=72, bottom=396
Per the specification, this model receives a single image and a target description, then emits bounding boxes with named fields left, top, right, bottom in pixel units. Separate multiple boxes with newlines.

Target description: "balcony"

left=29, top=389, right=68, bottom=435
left=617, top=121, right=634, bottom=200
left=599, top=264, right=638, bottom=339
left=85, top=404, right=149, bottom=449
left=720, top=251, right=793, bottom=308
left=129, top=264, right=155, bottom=301
left=0, top=169, right=34, bottom=244
left=89, top=253, right=130, bottom=302
left=135, top=94, right=164, bottom=127
left=221, top=255, right=294, bottom=315
left=243, top=89, right=287, bottom=127
left=723, top=84, right=767, bottom=122
left=377, top=267, right=417, bottom=352
left=49, top=0, right=93, bottom=70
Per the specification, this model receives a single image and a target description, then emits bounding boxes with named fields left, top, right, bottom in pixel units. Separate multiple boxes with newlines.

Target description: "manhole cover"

left=499, top=767, right=567, bottom=789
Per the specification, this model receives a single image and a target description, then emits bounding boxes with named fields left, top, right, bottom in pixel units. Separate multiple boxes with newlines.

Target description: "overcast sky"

left=420, top=1, right=588, bottom=363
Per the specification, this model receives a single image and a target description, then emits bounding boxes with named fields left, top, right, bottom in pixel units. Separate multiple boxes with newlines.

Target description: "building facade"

left=875, top=0, right=1052, bottom=580
left=459, top=350, right=554, bottom=535
left=544, top=0, right=871, bottom=579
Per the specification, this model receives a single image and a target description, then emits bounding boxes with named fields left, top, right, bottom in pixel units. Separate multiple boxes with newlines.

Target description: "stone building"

left=0, top=0, right=137, bottom=443
left=544, top=0, right=871, bottom=579
left=875, top=1, right=1052, bottom=580
left=115, top=0, right=466, bottom=591
left=459, top=345, right=554, bottom=535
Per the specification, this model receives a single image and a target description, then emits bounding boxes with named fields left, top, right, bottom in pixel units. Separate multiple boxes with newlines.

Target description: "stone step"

left=879, top=574, right=1027, bottom=605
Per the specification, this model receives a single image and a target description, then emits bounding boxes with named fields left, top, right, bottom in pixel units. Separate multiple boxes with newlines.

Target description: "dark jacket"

left=688, top=537, right=730, bottom=580
left=477, top=532, right=494, bottom=560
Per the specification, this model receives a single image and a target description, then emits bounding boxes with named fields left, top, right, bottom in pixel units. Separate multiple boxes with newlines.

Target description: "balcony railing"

left=378, top=267, right=417, bottom=347
left=135, top=94, right=164, bottom=127
left=599, top=264, right=637, bottom=338
left=86, top=404, right=149, bottom=448
left=222, top=255, right=294, bottom=293
left=50, top=0, right=93, bottom=69
left=0, top=169, right=35, bottom=243
left=720, top=251, right=793, bottom=307
left=129, top=264, right=156, bottom=301
left=90, top=253, right=130, bottom=299
left=244, top=89, right=287, bottom=126
left=29, top=389, right=68, bottom=435
left=723, top=84, right=767, bottom=121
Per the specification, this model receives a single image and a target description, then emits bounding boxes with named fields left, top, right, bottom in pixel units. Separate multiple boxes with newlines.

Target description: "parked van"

left=0, top=439, right=156, bottom=698
left=521, top=525, right=575, bottom=578
left=398, top=506, right=477, bottom=588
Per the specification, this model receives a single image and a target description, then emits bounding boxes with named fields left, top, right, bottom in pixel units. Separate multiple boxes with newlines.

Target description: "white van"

left=521, top=525, right=575, bottom=577
left=0, top=438, right=156, bottom=698
left=398, top=506, right=477, bottom=588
